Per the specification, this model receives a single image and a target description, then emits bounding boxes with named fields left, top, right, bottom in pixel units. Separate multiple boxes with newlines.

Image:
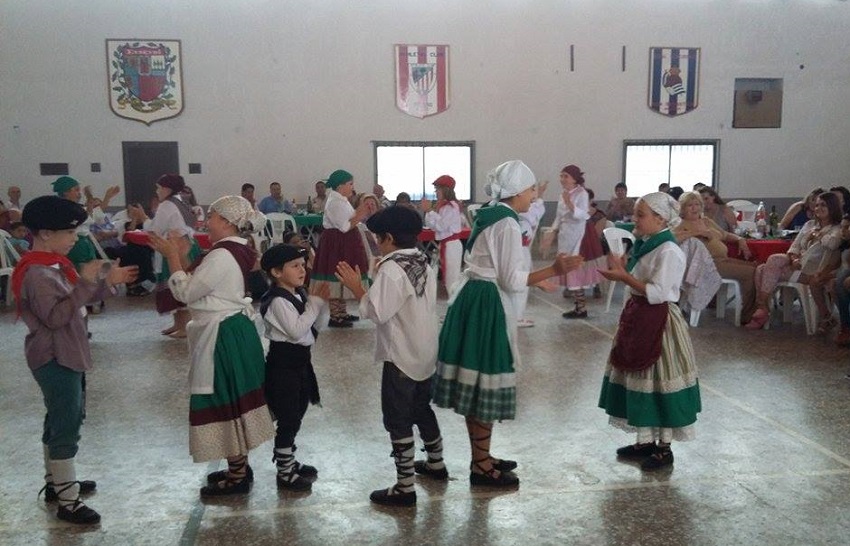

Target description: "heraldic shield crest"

left=106, top=39, right=184, bottom=125
left=395, top=44, right=450, bottom=119
left=648, top=47, right=700, bottom=117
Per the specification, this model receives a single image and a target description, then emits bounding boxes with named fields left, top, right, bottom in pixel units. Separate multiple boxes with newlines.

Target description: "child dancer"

left=311, top=169, right=375, bottom=327
left=514, top=180, right=548, bottom=327
left=259, top=243, right=330, bottom=491
left=149, top=196, right=275, bottom=496
left=431, top=160, right=582, bottom=487
left=13, top=196, right=137, bottom=524
left=422, top=175, right=464, bottom=294
left=335, top=206, right=446, bottom=507
left=598, top=192, right=701, bottom=471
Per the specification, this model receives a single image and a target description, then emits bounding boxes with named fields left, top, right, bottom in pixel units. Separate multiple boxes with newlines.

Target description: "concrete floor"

left=1, top=280, right=849, bottom=545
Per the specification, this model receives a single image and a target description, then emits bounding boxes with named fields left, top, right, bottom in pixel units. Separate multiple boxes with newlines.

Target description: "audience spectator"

left=698, top=187, right=737, bottom=233
left=604, top=182, right=635, bottom=221
left=658, top=183, right=670, bottom=193
left=832, top=217, right=850, bottom=345
left=829, top=186, right=850, bottom=217
left=745, top=192, right=843, bottom=331
left=6, top=186, right=24, bottom=212
left=779, top=188, right=824, bottom=230
left=7, top=221, right=30, bottom=255
left=312, top=180, right=328, bottom=212
left=180, top=185, right=205, bottom=228
left=258, top=182, right=295, bottom=214
left=668, top=186, right=685, bottom=201
left=673, top=191, right=757, bottom=325
left=241, top=183, right=257, bottom=209
left=107, top=205, right=156, bottom=296
left=373, top=184, right=392, bottom=209
left=692, top=182, right=707, bottom=191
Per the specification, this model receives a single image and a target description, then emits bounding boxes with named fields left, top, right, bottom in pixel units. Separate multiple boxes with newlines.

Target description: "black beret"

left=365, top=205, right=422, bottom=237
left=261, top=243, right=308, bottom=273
left=22, top=195, right=88, bottom=231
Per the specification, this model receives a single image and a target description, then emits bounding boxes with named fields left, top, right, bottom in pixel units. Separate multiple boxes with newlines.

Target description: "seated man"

left=258, top=182, right=294, bottom=214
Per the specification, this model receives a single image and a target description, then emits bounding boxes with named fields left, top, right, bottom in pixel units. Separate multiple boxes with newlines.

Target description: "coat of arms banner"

left=395, top=44, right=450, bottom=118
left=106, top=39, right=184, bottom=125
left=648, top=47, right=700, bottom=117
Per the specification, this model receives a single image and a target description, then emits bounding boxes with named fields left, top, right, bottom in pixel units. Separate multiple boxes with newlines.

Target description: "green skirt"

left=188, top=313, right=274, bottom=462
left=598, top=303, right=701, bottom=432
left=67, top=235, right=97, bottom=268
left=432, top=279, right=516, bottom=422
left=156, top=238, right=202, bottom=283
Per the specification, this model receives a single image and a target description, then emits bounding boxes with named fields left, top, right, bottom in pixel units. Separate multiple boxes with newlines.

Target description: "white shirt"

left=144, top=198, right=194, bottom=237
left=518, top=198, right=546, bottom=242
left=110, top=209, right=132, bottom=239
left=358, top=248, right=438, bottom=381
left=465, top=204, right=528, bottom=295
left=322, top=190, right=355, bottom=233
left=264, top=291, right=329, bottom=346
left=627, top=240, right=686, bottom=304
left=424, top=201, right=462, bottom=241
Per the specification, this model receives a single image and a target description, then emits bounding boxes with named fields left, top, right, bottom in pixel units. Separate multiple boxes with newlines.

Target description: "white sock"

left=49, top=458, right=80, bottom=511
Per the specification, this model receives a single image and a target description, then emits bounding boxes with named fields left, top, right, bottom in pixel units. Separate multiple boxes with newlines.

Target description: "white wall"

left=2, top=0, right=849, bottom=206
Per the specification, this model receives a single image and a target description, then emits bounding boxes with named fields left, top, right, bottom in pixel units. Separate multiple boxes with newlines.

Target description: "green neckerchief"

left=466, top=203, right=519, bottom=251
left=626, top=228, right=676, bottom=272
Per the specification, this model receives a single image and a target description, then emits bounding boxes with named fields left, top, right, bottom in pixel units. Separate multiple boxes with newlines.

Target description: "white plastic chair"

left=727, top=200, right=758, bottom=222
left=87, top=232, right=110, bottom=260
left=0, top=229, right=22, bottom=305
left=766, top=280, right=817, bottom=335
left=688, top=278, right=743, bottom=327
left=603, top=227, right=636, bottom=312
left=466, top=204, right=482, bottom=226
left=265, top=213, right=297, bottom=244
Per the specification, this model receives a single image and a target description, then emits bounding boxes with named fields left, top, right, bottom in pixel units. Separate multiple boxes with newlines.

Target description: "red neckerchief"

left=11, top=251, right=80, bottom=312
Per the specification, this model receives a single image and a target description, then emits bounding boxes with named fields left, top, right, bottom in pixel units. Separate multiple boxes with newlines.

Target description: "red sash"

left=438, top=232, right=463, bottom=282
left=11, top=251, right=79, bottom=313
left=609, top=295, right=668, bottom=372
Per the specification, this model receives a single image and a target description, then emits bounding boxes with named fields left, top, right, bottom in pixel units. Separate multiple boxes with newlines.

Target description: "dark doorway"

left=122, top=142, right=179, bottom=213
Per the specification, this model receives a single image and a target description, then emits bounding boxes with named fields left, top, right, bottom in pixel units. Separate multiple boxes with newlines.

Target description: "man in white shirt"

left=7, top=186, right=23, bottom=212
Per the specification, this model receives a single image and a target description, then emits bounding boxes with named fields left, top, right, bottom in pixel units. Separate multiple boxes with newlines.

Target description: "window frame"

left=372, top=140, right=476, bottom=201
left=622, top=139, right=720, bottom=194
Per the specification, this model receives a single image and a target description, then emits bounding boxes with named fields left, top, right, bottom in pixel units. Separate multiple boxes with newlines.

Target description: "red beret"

left=433, top=175, right=456, bottom=189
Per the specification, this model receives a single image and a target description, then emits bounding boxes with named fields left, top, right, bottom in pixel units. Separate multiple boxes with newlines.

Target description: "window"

left=622, top=140, right=718, bottom=196
left=373, top=141, right=474, bottom=201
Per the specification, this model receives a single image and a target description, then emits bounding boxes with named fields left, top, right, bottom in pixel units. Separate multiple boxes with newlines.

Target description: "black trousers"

left=264, top=342, right=319, bottom=449
left=381, top=361, right=441, bottom=443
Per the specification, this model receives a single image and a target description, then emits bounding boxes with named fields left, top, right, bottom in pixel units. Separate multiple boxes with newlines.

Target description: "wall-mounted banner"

left=395, top=44, right=450, bottom=118
left=648, top=47, right=700, bottom=117
left=106, top=39, right=183, bottom=125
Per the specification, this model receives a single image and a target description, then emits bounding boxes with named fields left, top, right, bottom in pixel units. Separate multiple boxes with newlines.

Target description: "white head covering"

left=637, top=191, right=680, bottom=224
left=208, top=195, right=266, bottom=233
left=484, top=160, right=536, bottom=202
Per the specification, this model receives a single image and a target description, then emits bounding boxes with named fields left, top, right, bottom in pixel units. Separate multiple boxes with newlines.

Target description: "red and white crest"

left=395, top=44, right=450, bottom=119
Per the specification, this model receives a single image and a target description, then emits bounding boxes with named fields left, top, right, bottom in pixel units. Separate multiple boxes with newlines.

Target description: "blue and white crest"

left=648, top=47, right=700, bottom=117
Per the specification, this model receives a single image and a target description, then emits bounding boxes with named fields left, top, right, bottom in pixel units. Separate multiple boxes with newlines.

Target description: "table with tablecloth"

left=124, top=230, right=213, bottom=250
left=726, top=238, right=792, bottom=264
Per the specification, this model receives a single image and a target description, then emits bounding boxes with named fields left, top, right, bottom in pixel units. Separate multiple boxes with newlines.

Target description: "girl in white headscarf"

left=598, top=192, right=701, bottom=471
left=431, top=160, right=583, bottom=488
left=149, top=196, right=275, bottom=497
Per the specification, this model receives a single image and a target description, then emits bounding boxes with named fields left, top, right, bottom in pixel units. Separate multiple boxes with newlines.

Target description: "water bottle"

left=755, top=201, right=767, bottom=237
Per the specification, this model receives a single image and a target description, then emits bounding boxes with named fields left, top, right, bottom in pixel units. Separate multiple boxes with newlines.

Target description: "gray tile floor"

left=1, top=281, right=848, bottom=545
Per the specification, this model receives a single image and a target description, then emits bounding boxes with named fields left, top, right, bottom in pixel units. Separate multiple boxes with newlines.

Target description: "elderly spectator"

left=673, top=191, right=758, bottom=324
left=698, top=187, right=737, bottom=233
left=373, top=184, right=392, bottom=209
left=6, top=186, right=23, bottom=212
left=605, top=182, right=635, bottom=221
left=780, top=188, right=824, bottom=231
left=258, top=181, right=294, bottom=214
left=745, top=192, right=843, bottom=331
left=312, top=180, right=328, bottom=212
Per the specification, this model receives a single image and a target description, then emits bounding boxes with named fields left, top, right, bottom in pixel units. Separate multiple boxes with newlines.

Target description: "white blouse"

left=789, top=220, right=843, bottom=275
left=264, top=292, right=329, bottom=347
left=322, top=190, right=355, bottom=233
left=424, top=201, right=462, bottom=241
left=551, top=186, right=590, bottom=229
left=518, top=198, right=546, bottom=242
left=465, top=204, right=528, bottom=295
left=628, top=240, right=686, bottom=305
left=144, top=198, right=194, bottom=237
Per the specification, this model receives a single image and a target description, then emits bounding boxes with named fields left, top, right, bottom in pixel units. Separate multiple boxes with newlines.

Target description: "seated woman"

left=834, top=221, right=850, bottom=345
left=673, top=191, right=758, bottom=324
left=746, top=192, right=844, bottom=331
left=779, top=188, right=824, bottom=231
left=698, top=187, right=737, bottom=233
left=604, top=182, right=635, bottom=221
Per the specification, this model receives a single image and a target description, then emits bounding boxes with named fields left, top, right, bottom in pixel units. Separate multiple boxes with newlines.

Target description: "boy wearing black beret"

left=12, top=196, right=137, bottom=524
left=335, top=206, right=446, bottom=507
left=259, top=244, right=330, bottom=491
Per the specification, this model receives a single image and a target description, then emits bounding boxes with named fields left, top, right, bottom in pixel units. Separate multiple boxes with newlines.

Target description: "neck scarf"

left=626, top=228, right=676, bottom=272
left=11, top=251, right=80, bottom=312
left=188, top=239, right=257, bottom=292
left=384, top=250, right=429, bottom=297
left=466, top=204, right=518, bottom=251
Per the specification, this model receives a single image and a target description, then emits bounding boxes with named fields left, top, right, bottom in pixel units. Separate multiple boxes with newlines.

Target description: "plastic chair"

left=466, top=204, right=482, bottom=226
left=727, top=200, right=758, bottom=222
left=265, top=213, right=297, bottom=244
left=766, top=281, right=817, bottom=335
left=603, top=227, right=636, bottom=312
left=715, top=278, right=743, bottom=327
left=0, top=229, right=22, bottom=305
left=87, top=232, right=110, bottom=260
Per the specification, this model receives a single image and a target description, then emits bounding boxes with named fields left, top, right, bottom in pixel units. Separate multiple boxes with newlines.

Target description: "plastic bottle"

left=755, top=201, right=767, bottom=237
left=768, top=205, right=779, bottom=237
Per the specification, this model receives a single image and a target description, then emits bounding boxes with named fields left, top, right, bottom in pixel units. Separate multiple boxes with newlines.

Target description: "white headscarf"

left=637, top=191, right=680, bottom=224
left=484, top=160, right=536, bottom=202
left=208, top=195, right=266, bottom=233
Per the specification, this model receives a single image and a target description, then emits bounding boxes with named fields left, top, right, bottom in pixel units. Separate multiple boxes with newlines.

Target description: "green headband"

left=326, top=169, right=353, bottom=190
left=52, top=176, right=80, bottom=195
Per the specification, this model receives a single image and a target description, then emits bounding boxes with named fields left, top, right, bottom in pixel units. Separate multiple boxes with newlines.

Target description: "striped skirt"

left=598, top=303, right=701, bottom=440
left=432, top=279, right=516, bottom=422
left=189, top=313, right=275, bottom=462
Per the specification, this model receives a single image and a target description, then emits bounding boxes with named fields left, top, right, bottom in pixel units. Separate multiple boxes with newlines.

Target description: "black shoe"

left=295, top=462, right=318, bottom=478
left=413, top=460, right=449, bottom=480
left=641, top=448, right=674, bottom=471
left=616, top=443, right=656, bottom=460
left=42, top=480, right=97, bottom=503
left=328, top=318, right=353, bottom=328
left=492, top=458, right=517, bottom=473
left=562, top=310, right=588, bottom=319
left=469, top=469, right=519, bottom=487
left=345, top=314, right=360, bottom=322
left=276, top=473, right=312, bottom=491
left=370, top=486, right=416, bottom=507
left=200, top=477, right=250, bottom=497
left=57, top=501, right=101, bottom=524
left=207, top=465, right=254, bottom=484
